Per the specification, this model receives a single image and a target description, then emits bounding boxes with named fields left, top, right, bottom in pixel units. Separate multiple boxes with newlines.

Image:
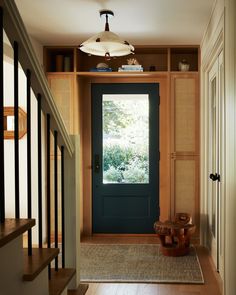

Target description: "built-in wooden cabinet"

left=170, top=74, right=199, bottom=228
left=47, top=74, right=75, bottom=134
left=44, top=45, right=199, bottom=74
left=44, top=45, right=200, bottom=235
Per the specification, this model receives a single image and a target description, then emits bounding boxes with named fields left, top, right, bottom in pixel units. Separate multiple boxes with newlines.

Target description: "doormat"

left=80, top=244, right=204, bottom=284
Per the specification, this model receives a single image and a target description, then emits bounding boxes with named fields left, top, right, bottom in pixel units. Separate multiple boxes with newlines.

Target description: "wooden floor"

left=81, top=236, right=222, bottom=295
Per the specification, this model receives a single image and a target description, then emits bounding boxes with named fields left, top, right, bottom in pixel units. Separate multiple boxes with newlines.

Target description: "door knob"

left=209, top=173, right=220, bottom=182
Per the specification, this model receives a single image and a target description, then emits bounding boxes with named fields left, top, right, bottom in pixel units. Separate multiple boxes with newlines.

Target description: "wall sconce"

left=4, top=107, right=27, bottom=139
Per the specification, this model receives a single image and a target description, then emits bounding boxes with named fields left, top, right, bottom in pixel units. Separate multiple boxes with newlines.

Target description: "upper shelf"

left=44, top=46, right=199, bottom=74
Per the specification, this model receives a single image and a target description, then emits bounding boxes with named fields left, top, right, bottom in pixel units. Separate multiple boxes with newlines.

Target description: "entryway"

left=91, top=83, right=160, bottom=233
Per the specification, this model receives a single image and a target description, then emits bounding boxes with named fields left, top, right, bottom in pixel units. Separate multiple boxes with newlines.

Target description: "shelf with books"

left=76, top=47, right=168, bottom=72
left=44, top=47, right=75, bottom=72
left=44, top=46, right=199, bottom=74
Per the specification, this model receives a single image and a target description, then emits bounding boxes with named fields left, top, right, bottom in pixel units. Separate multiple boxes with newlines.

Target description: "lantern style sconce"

left=4, top=107, right=27, bottom=139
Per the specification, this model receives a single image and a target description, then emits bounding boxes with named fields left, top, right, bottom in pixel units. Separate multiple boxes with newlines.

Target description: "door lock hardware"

left=94, top=154, right=100, bottom=173
left=209, top=173, right=220, bottom=182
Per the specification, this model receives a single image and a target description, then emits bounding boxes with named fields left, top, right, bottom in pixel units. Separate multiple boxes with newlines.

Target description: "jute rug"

left=80, top=244, right=204, bottom=284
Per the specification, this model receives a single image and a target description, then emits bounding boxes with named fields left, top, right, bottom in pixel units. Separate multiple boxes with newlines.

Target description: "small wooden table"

left=154, top=220, right=196, bottom=256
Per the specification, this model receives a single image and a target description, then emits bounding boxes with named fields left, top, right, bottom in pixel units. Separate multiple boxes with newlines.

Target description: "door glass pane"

left=102, top=94, right=149, bottom=184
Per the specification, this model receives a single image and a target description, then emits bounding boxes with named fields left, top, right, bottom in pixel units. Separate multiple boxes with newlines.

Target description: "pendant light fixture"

left=79, top=10, right=134, bottom=60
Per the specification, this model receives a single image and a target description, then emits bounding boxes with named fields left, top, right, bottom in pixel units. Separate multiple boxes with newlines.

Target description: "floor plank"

left=81, top=236, right=222, bottom=295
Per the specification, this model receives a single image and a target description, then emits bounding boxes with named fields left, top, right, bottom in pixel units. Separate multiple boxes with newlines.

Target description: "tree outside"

left=102, top=95, right=149, bottom=183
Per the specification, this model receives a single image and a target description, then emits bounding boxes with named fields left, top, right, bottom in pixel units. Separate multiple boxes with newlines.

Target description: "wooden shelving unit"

left=44, top=45, right=199, bottom=75
left=44, top=46, right=75, bottom=72
left=43, top=44, right=200, bottom=236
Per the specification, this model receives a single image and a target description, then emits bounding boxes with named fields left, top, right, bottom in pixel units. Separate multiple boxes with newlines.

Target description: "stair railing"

left=0, top=0, right=78, bottom=284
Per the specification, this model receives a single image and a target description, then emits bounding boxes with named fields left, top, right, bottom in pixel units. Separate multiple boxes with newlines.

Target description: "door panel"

left=170, top=74, right=199, bottom=228
left=174, top=78, right=196, bottom=152
left=208, top=51, right=224, bottom=273
left=92, top=83, right=159, bottom=233
left=174, top=158, right=196, bottom=219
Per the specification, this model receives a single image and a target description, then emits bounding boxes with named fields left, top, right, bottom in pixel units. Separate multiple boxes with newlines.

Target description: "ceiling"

left=15, top=0, right=215, bottom=46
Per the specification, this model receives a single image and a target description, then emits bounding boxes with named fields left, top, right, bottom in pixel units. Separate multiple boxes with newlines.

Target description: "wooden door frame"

left=78, top=74, right=170, bottom=236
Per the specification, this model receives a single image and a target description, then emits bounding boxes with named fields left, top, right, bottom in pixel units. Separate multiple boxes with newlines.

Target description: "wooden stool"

left=154, top=213, right=196, bottom=256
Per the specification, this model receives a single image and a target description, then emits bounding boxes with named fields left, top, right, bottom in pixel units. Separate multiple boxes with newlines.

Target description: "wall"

left=224, top=0, right=236, bottom=294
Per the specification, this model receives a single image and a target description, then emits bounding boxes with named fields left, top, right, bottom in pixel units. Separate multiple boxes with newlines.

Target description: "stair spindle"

left=54, top=130, right=58, bottom=271
left=0, top=7, right=5, bottom=223
left=14, top=41, right=20, bottom=218
left=61, top=145, right=65, bottom=268
left=26, top=69, right=32, bottom=256
left=37, top=94, right=43, bottom=248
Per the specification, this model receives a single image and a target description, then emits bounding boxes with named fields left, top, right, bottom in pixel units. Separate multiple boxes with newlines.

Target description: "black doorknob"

left=209, top=173, right=220, bottom=182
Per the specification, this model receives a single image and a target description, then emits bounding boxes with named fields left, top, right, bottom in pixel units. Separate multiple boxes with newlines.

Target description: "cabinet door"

left=171, top=156, right=199, bottom=224
left=47, top=74, right=74, bottom=134
left=171, top=74, right=199, bottom=225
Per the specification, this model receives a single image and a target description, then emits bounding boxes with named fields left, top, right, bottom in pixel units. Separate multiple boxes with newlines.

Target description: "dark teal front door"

left=92, top=83, right=159, bottom=233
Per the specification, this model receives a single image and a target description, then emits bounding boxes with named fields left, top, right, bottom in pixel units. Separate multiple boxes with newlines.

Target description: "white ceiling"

left=15, top=0, right=215, bottom=46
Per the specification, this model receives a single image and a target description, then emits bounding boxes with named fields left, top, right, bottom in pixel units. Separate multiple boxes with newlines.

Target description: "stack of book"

left=118, top=64, right=143, bottom=72
left=89, top=67, right=112, bottom=72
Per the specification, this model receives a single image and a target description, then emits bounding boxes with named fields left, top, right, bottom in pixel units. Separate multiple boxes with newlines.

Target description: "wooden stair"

left=0, top=218, right=35, bottom=247
left=0, top=218, right=78, bottom=295
left=49, top=268, right=76, bottom=295
left=23, top=248, right=60, bottom=281
left=68, top=284, right=89, bottom=295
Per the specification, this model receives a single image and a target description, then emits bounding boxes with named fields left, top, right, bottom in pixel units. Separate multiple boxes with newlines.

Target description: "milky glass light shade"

left=79, top=10, right=134, bottom=58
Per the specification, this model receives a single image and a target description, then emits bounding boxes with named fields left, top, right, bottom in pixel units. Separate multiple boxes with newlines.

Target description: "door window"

left=102, top=94, right=149, bottom=184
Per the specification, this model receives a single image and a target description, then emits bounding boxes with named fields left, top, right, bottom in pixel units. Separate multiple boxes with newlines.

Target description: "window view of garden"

left=102, top=94, right=149, bottom=184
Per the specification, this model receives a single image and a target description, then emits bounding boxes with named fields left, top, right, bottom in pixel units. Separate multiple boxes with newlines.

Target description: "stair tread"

left=49, top=268, right=76, bottom=295
left=23, top=248, right=60, bottom=281
left=0, top=218, right=35, bottom=248
left=68, top=284, right=89, bottom=295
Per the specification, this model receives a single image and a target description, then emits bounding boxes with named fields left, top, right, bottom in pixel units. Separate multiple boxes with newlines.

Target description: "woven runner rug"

left=80, top=244, right=204, bottom=284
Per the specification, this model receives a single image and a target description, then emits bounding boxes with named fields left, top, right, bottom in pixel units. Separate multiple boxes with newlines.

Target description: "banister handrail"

left=0, top=0, right=74, bottom=156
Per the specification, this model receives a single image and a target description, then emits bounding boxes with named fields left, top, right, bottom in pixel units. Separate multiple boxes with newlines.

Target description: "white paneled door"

left=208, top=51, right=224, bottom=275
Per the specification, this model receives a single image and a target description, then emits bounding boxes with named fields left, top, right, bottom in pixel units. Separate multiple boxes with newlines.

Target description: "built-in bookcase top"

left=44, top=46, right=199, bottom=74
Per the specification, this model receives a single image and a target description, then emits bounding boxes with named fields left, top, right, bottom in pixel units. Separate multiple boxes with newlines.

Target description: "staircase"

left=0, top=0, right=87, bottom=294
